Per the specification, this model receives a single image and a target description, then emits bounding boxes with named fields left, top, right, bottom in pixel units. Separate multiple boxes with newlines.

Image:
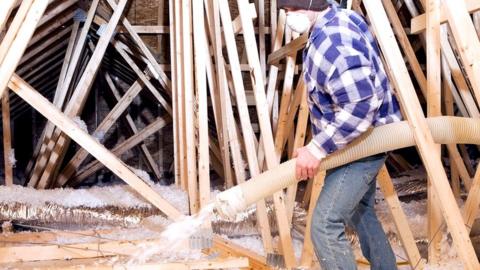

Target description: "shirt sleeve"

left=306, top=44, right=382, bottom=160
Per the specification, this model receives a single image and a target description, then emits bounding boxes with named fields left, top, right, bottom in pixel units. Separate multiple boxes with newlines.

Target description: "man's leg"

left=350, top=178, right=397, bottom=270
left=310, top=155, right=387, bottom=270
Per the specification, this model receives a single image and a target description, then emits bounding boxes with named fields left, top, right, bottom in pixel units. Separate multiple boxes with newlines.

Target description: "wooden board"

left=363, top=1, right=479, bottom=268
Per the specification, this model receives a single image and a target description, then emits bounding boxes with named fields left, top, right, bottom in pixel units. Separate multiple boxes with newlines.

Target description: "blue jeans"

left=311, top=154, right=397, bottom=270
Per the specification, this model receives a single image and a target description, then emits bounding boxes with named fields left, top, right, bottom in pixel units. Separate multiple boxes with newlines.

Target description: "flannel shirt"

left=303, top=5, right=402, bottom=160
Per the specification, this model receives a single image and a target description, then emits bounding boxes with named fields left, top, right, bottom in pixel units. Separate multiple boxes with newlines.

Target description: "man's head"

left=278, top=0, right=331, bottom=33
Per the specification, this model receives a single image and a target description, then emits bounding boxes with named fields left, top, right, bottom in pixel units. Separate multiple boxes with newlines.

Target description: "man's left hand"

left=293, top=146, right=321, bottom=180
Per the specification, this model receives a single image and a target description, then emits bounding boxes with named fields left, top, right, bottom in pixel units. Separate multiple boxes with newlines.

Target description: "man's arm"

left=295, top=43, right=381, bottom=180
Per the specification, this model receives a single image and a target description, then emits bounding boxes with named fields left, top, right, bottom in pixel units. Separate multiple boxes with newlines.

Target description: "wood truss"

left=1, top=0, right=480, bottom=268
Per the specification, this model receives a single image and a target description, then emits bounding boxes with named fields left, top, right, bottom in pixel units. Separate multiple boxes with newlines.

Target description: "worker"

left=278, top=0, right=402, bottom=269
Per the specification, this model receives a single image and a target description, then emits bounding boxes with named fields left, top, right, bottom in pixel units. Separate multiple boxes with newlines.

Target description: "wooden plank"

left=115, top=43, right=171, bottom=112
left=363, top=1, right=479, bottom=268
left=105, top=0, right=171, bottom=93
left=26, top=0, right=99, bottom=183
left=2, top=91, right=13, bottom=186
left=37, top=0, right=76, bottom=28
left=0, top=0, right=34, bottom=63
left=26, top=9, right=74, bottom=48
left=181, top=0, right=198, bottom=214
left=382, top=0, right=427, bottom=97
left=104, top=73, right=162, bottom=182
left=377, top=166, right=425, bottom=269
left=56, top=78, right=144, bottom=186
left=217, top=0, right=274, bottom=254
left=410, top=0, right=480, bottom=34
left=299, top=171, right=325, bottom=268
left=440, top=28, right=480, bottom=119
left=0, top=0, right=16, bottom=33
left=463, top=166, right=480, bottom=232
left=69, top=117, right=170, bottom=186
left=211, top=235, right=271, bottom=270
left=442, top=57, right=474, bottom=191
left=3, top=257, right=249, bottom=270
left=51, top=21, right=80, bottom=90
left=192, top=0, right=210, bottom=209
left=204, top=0, right=238, bottom=188
left=285, top=79, right=308, bottom=223
left=273, top=28, right=297, bottom=160
left=271, top=0, right=277, bottom=49
left=0, top=0, right=48, bottom=98
left=441, top=0, right=480, bottom=105
left=9, top=74, right=182, bottom=220
left=440, top=54, right=469, bottom=118
left=235, top=0, right=297, bottom=266
left=258, top=0, right=266, bottom=80
left=130, top=25, right=169, bottom=34
left=426, top=0, right=443, bottom=263
left=169, top=0, right=179, bottom=187
left=444, top=77, right=462, bottom=198
left=174, top=0, right=187, bottom=190
left=32, top=0, right=128, bottom=189
left=267, top=33, right=308, bottom=66
left=266, top=10, right=286, bottom=117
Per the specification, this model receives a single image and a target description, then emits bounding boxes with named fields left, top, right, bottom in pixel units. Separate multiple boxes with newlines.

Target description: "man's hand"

left=293, top=146, right=321, bottom=180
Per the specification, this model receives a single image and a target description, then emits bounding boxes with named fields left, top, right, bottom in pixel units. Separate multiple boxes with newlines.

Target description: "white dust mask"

left=286, top=12, right=312, bottom=33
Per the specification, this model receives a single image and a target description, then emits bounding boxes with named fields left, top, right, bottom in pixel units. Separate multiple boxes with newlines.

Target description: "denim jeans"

left=311, top=154, right=397, bottom=270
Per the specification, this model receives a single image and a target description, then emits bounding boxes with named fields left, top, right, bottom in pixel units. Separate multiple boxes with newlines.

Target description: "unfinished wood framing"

left=2, top=0, right=480, bottom=268
left=363, top=1, right=479, bottom=268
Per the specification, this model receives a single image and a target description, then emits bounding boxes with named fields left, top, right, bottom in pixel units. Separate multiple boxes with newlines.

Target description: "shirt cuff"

left=306, top=140, right=328, bottom=161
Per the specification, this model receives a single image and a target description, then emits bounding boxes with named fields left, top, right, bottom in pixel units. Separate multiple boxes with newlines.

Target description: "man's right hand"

left=293, top=146, right=321, bottom=180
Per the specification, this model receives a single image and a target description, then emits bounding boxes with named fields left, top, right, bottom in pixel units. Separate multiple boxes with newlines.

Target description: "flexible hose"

left=215, top=116, right=480, bottom=218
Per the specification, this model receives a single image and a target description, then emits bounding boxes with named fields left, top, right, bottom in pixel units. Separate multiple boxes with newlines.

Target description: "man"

left=278, top=0, right=402, bottom=269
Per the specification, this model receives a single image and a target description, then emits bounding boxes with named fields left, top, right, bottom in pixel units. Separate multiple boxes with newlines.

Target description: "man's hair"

left=278, top=0, right=330, bottom=11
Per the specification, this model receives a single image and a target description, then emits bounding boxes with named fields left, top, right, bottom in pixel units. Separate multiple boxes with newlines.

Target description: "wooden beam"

left=363, top=1, right=479, bottom=269
left=193, top=0, right=210, bottom=209
left=382, top=0, right=427, bottom=97
left=115, top=43, right=172, bottom=111
left=32, top=0, right=127, bottom=189
left=211, top=235, right=271, bottom=270
left=25, top=0, right=98, bottom=182
left=377, top=166, right=425, bottom=269
left=105, top=0, right=171, bottom=93
left=37, top=0, right=77, bottom=28
left=206, top=0, right=244, bottom=188
left=0, top=0, right=16, bottom=33
left=235, top=0, right=297, bottom=266
left=27, top=10, right=74, bottom=48
left=0, top=0, right=34, bottom=63
left=9, top=74, right=182, bottom=220
left=440, top=28, right=480, bottom=118
left=2, top=91, right=13, bottom=186
left=181, top=0, right=198, bottom=214
left=131, top=25, right=169, bottom=33
left=217, top=0, right=274, bottom=253
left=69, top=117, right=170, bottom=186
left=0, top=0, right=49, bottom=98
left=299, top=172, right=325, bottom=268
left=19, top=25, right=72, bottom=67
left=426, top=0, right=443, bottom=263
left=3, top=257, right=248, bottom=270
left=56, top=78, right=145, bottom=186
left=267, top=33, right=308, bottom=66
left=410, top=0, right=480, bottom=34
left=104, top=73, right=162, bottom=181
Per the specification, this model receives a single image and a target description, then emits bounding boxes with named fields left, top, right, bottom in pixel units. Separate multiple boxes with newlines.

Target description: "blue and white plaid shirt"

left=303, top=5, right=402, bottom=160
